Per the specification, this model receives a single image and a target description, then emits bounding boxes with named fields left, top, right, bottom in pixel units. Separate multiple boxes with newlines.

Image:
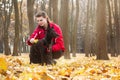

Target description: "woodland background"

left=0, top=0, right=120, bottom=60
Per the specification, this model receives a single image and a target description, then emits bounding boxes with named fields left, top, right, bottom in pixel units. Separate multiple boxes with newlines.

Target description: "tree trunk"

left=96, top=0, right=109, bottom=60
left=85, top=0, right=91, bottom=57
left=0, top=8, right=3, bottom=53
left=48, top=0, right=53, bottom=20
left=72, top=0, right=79, bottom=57
left=114, top=0, right=120, bottom=56
left=27, top=0, right=34, bottom=35
left=60, top=0, right=70, bottom=59
left=52, top=0, right=59, bottom=24
left=19, top=0, right=23, bottom=54
left=0, top=16, right=3, bottom=53
left=12, top=0, right=20, bottom=56
left=107, top=0, right=116, bottom=56
left=70, top=0, right=74, bottom=53
left=3, top=1, right=12, bottom=55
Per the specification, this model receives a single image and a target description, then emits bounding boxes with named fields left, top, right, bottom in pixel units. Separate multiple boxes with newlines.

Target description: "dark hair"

left=35, top=11, right=50, bottom=22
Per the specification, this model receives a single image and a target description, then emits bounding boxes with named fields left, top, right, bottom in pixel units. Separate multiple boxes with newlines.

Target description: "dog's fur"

left=29, top=26, right=58, bottom=64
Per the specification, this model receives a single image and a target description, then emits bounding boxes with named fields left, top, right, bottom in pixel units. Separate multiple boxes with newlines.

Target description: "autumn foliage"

left=0, top=54, right=120, bottom=80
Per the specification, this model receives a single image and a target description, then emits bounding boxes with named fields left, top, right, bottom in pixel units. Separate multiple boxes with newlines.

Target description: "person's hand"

left=34, top=39, right=38, bottom=43
left=30, top=38, right=38, bottom=44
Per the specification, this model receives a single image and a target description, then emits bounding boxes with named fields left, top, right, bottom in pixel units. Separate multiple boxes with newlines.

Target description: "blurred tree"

left=12, top=0, right=20, bottom=56
left=0, top=2, right=3, bottom=53
left=52, top=0, right=58, bottom=24
left=72, top=0, right=80, bottom=57
left=107, top=0, right=116, bottom=56
left=19, top=0, right=23, bottom=54
left=113, top=0, right=120, bottom=56
left=70, top=0, right=74, bottom=53
left=48, top=0, right=53, bottom=20
left=84, top=0, right=91, bottom=57
left=0, top=25, right=3, bottom=53
left=60, top=0, right=70, bottom=59
left=107, top=0, right=120, bottom=56
left=96, top=0, right=109, bottom=60
left=2, top=0, right=13, bottom=55
left=84, top=0, right=96, bottom=57
left=27, top=0, right=34, bottom=35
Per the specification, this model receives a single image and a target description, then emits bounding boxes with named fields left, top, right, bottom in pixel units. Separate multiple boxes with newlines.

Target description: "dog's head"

left=47, top=27, right=59, bottom=39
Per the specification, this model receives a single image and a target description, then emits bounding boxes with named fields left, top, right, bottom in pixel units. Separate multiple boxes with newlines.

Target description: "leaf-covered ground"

left=0, top=53, right=120, bottom=80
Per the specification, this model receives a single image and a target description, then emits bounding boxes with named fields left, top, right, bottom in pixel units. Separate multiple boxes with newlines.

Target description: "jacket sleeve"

left=26, top=27, right=39, bottom=46
left=52, top=25, right=65, bottom=52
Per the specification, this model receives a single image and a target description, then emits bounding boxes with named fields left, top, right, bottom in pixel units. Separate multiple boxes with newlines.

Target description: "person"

left=26, top=11, right=65, bottom=65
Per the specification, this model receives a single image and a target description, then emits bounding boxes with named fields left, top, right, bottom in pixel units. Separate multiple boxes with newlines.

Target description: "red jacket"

left=27, top=22, right=65, bottom=52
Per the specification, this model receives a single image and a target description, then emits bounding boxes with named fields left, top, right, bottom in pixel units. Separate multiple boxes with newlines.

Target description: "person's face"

left=36, top=16, right=47, bottom=27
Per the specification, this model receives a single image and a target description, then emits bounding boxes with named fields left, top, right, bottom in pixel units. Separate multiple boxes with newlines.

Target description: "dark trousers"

left=52, top=50, right=63, bottom=59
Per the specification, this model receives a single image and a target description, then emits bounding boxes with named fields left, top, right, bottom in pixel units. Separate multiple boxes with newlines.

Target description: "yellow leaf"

left=15, top=58, right=22, bottom=65
left=0, top=57, right=8, bottom=71
left=20, top=72, right=33, bottom=80
left=58, top=68, right=66, bottom=76
left=34, top=39, right=38, bottom=43
left=41, top=72, right=55, bottom=80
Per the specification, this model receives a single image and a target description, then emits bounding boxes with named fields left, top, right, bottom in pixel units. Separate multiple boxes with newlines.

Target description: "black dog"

left=29, top=26, right=58, bottom=65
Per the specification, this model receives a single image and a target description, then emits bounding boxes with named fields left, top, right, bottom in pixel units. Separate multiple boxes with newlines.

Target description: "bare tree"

left=19, top=0, right=23, bottom=54
left=107, top=0, right=120, bottom=56
left=0, top=3, right=3, bottom=53
left=96, top=0, right=109, bottom=60
left=2, top=0, right=13, bottom=55
left=60, top=0, right=70, bottom=59
left=113, top=0, right=120, bottom=56
left=69, top=0, right=75, bottom=53
left=107, top=0, right=116, bottom=56
left=72, top=0, right=80, bottom=57
left=84, top=0, right=91, bottom=57
left=12, top=0, right=20, bottom=56
left=27, top=0, right=34, bottom=35
left=48, top=0, right=53, bottom=20
left=52, top=0, right=59, bottom=24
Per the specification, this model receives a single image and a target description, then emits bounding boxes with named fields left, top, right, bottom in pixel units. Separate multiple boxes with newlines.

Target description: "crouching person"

left=26, top=11, right=65, bottom=65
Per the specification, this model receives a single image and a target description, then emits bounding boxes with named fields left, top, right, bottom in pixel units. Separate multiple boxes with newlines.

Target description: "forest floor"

left=0, top=53, right=120, bottom=80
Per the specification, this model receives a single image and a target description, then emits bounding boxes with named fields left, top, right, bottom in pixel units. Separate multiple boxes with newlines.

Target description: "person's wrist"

left=30, top=38, right=35, bottom=43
